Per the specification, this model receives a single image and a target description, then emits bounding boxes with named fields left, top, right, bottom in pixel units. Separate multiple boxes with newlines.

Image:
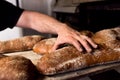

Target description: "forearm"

left=16, top=10, right=67, bottom=35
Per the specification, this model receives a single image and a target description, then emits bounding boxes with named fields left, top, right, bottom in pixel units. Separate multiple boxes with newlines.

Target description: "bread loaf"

left=37, top=45, right=120, bottom=75
left=92, top=27, right=120, bottom=50
left=36, top=27, right=120, bottom=75
left=0, top=55, right=39, bottom=80
left=33, top=38, right=56, bottom=55
left=0, top=35, right=43, bottom=53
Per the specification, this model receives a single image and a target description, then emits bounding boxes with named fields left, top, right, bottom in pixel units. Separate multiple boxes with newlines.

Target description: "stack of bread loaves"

left=0, top=35, right=43, bottom=80
left=0, top=27, right=120, bottom=79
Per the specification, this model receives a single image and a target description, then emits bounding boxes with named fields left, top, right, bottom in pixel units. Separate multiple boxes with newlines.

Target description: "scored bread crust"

left=0, top=35, right=43, bottom=53
left=36, top=27, right=120, bottom=75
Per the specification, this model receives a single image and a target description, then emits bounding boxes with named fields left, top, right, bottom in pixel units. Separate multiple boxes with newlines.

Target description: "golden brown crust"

left=0, top=56, right=39, bottom=80
left=33, top=38, right=56, bottom=55
left=79, top=30, right=94, bottom=37
left=37, top=45, right=120, bottom=75
left=0, top=35, right=44, bottom=53
left=36, top=27, right=120, bottom=75
left=92, top=27, right=120, bottom=49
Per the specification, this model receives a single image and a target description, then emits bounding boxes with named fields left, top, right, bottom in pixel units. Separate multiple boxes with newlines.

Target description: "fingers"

left=52, top=35, right=97, bottom=53
left=68, top=38, right=83, bottom=52
left=51, top=42, right=59, bottom=52
left=51, top=39, right=66, bottom=52
left=51, top=27, right=97, bottom=53
left=75, top=34, right=97, bottom=52
left=83, top=36, right=98, bottom=48
left=51, top=37, right=83, bottom=52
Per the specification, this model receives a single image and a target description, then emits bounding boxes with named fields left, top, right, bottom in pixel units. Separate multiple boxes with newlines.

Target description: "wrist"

left=55, top=23, right=69, bottom=34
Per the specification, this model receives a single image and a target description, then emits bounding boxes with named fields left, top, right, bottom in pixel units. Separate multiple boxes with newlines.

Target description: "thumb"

left=51, top=42, right=59, bottom=52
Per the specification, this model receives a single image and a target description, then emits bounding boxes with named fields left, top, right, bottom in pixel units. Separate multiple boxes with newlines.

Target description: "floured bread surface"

left=37, top=45, right=120, bottom=75
left=92, top=27, right=120, bottom=50
left=33, top=38, right=56, bottom=55
left=0, top=56, right=39, bottom=80
left=0, top=35, right=44, bottom=53
left=37, top=46, right=85, bottom=75
left=37, top=27, right=120, bottom=75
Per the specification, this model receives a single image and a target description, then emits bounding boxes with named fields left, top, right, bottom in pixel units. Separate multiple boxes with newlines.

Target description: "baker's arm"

left=16, top=11, right=97, bottom=52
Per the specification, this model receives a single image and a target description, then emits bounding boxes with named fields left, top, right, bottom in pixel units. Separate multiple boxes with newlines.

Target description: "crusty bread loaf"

left=33, top=30, right=93, bottom=55
left=92, top=27, right=120, bottom=50
left=37, top=45, right=120, bottom=75
left=33, top=38, right=56, bottom=55
left=0, top=35, right=43, bottom=53
left=0, top=55, right=39, bottom=80
left=36, top=27, right=120, bottom=75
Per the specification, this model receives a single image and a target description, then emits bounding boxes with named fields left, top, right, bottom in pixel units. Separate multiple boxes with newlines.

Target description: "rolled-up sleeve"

left=0, top=0, right=24, bottom=31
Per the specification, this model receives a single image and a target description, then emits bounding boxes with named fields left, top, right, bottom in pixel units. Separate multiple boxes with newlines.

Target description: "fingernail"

left=94, top=45, right=98, bottom=48
left=79, top=49, right=83, bottom=52
left=88, top=49, right=92, bottom=53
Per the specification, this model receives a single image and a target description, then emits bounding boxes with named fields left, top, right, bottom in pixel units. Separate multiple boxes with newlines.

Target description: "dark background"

left=55, top=1, right=120, bottom=32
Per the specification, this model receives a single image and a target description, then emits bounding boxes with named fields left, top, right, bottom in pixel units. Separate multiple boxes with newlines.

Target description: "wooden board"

left=4, top=50, right=42, bottom=65
left=4, top=51, right=120, bottom=80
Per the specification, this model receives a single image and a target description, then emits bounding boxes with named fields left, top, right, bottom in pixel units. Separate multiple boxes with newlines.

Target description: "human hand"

left=52, top=24, right=97, bottom=52
left=17, top=11, right=97, bottom=52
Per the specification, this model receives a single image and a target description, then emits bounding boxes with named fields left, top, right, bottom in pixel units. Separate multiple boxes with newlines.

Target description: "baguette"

left=36, top=27, right=120, bottom=75
left=0, top=55, right=39, bottom=80
left=0, top=35, right=43, bottom=53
